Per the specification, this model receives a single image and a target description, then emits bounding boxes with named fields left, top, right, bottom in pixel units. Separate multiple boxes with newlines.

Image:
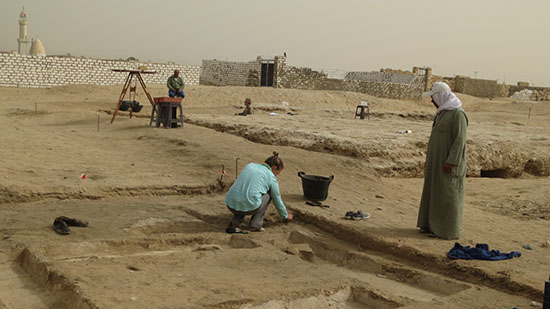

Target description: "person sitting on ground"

left=167, top=69, right=185, bottom=98
left=236, top=98, right=254, bottom=116
left=224, top=152, right=293, bottom=233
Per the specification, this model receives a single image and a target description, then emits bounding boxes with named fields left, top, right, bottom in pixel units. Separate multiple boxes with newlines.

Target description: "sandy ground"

left=0, top=84, right=549, bottom=308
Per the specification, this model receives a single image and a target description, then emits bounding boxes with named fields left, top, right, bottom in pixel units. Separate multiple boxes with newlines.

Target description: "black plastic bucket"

left=131, top=101, right=143, bottom=112
left=298, top=171, right=334, bottom=201
left=119, top=101, right=131, bottom=111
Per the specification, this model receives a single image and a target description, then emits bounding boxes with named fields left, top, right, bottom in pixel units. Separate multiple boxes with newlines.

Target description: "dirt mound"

left=185, top=114, right=550, bottom=178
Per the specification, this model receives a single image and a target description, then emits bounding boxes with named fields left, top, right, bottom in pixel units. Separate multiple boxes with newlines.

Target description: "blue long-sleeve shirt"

left=225, top=163, right=289, bottom=220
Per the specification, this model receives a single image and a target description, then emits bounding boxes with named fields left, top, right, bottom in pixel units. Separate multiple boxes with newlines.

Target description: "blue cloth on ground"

left=447, top=242, right=521, bottom=261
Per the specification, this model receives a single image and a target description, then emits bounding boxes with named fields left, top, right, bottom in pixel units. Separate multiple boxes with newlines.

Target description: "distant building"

left=16, top=7, right=45, bottom=56
left=17, top=7, right=29, bottom=55
left=30, top=38, right=46, bottom=56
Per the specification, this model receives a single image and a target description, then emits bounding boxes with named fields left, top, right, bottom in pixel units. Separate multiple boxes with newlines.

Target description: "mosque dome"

left=30, top=38, right=46, bottom=56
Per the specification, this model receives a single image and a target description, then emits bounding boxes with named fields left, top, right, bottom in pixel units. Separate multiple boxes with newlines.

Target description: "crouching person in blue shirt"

left=225, top=152, right=293, bottom=233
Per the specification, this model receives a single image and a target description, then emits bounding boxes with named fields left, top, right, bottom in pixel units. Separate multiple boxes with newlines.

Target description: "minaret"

left=17, top=7, right=29, bottom=55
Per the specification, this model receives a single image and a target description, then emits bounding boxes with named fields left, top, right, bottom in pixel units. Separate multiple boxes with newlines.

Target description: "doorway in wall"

left=260, top=61, right=275, bottom=86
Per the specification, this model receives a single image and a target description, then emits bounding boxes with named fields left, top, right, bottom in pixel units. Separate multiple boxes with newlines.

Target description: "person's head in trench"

left=236, top=98, right=253, bottom=116
left=224, top=151, right=293, bottom=234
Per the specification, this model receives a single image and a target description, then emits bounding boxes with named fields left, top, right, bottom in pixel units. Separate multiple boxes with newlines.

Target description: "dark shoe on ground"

left=306, top=200, right=321, bottom=206
left=352, top=211, right=370, bottom=220
left=225, top=227, right=249, bottom=234
left=306, top=200, right=330, bottom=208
left=250, top=227, right=265, bottom=232
left=345, top=211, right=354, bottom=220
left=57, top=216, right=88, bottom=227
left=53, top=218, right=71, bottom=235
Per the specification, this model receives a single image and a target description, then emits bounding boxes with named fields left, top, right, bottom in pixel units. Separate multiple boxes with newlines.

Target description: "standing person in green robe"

left=417, top=82, right=468, bottom=240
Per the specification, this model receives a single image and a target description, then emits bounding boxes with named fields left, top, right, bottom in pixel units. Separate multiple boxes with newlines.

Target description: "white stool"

left=354, top=101, right=370, bottom=120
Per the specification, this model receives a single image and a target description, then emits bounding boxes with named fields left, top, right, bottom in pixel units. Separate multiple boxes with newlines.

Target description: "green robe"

left=417, top=107, right=468, bottom=240
left=167, top=75, right=185, bottom=91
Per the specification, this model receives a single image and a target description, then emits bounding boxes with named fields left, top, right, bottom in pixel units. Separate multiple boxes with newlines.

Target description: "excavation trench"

left=239, top=286, right=401, bottom=309
left=11, top=202, right=537, bottom=308
left=290, top=208, right=543, bottom=299
left=16, top=248, right=98, bottom=309
left=0, top=182, right=226, bottom=204
left=2, top=159, right=541, bottom=308
left=13, top=226, right=467, bottom=308
left=2, top=175, right=542, bottom=309
left=184, top=116, right=550, bottom=178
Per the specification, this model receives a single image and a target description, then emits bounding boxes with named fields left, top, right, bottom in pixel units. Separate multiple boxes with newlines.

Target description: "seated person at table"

left=167, top=70, right=185, bottom=98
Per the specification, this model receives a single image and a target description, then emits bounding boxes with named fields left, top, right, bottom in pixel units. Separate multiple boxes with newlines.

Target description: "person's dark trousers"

left=168, top=90, right=185, bottom=98
left=227, top=194, right=271, bottom=229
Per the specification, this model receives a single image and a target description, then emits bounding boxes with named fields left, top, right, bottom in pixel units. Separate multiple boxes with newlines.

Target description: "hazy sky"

left=2, top=0, right=549, bottom=86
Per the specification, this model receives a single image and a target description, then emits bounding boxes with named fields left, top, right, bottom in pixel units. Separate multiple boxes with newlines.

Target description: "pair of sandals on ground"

left=53, top=216, right=88, bottom=235
left=344, top=210, right=370, bottom=220
left=226, top=226, right=263, bottom=234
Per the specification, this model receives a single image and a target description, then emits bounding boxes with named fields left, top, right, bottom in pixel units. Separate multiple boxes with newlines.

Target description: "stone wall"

left=345, top=71, right=418, bottom=84
left=356, top=76, right=425, bottom=100
left=380, top=68, right=416, bottom=76
left=425, top=75, right=550, bottom=99
left=428, top=74, right=456, bottom=92
left=277, top=66, right=334, bottom=90
left=278, top=65, right=424, bottom=100
left=0, top=52, right=200, bottom=88
left=200, top=56, right=423, bottom=99
left=200, top=59, right=260, bottom=86
left=273, top=56, right=286, bottom=88
left=200, top=56, right=286, bottom=87
left=454, top=76, right=507, bottom=98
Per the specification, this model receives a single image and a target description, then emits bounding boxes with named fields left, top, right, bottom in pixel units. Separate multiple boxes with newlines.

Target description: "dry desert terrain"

left=0, top=84, right=549, bottom=308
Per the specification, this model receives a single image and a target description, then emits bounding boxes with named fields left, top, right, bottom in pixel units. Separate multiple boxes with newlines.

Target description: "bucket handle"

left=298, top=171, right=334, bottom=183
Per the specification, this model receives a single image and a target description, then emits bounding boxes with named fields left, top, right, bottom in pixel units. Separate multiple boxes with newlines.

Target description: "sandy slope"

left=0, top=84, right=549, bottom=308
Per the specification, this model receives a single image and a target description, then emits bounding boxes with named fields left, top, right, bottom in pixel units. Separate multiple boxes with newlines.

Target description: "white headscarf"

left=432, top=91, right=462, bottom=114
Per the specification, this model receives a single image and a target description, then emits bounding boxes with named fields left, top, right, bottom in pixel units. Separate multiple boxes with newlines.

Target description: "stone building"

left=201, top=56, right=426, bottom=100
left=30, top=38, right=46, bottom=56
